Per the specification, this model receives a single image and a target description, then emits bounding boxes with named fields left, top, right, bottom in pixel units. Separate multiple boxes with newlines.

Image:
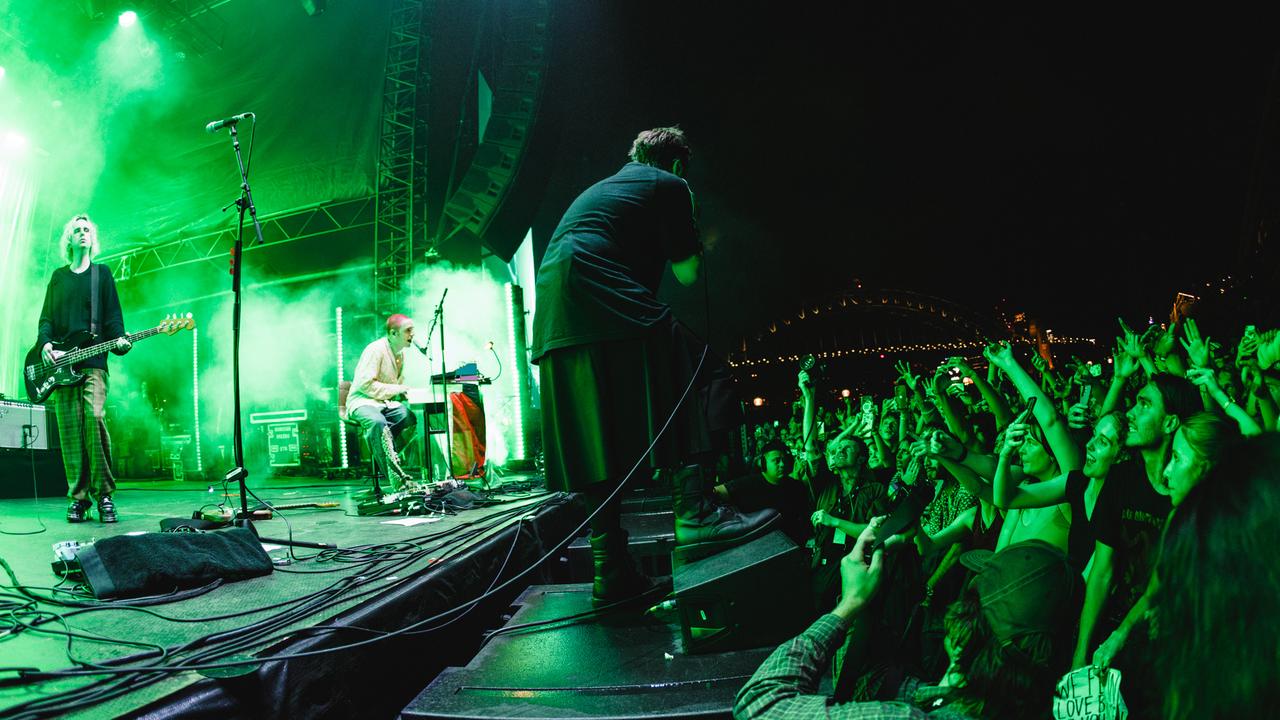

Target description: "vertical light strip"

left=504, top=284, right=526, bottom=461
left=0, top=149, right=40, bottom=399
left=336, top=306, right=348, bottom=469
left=192, top=325, right=202, bottom=473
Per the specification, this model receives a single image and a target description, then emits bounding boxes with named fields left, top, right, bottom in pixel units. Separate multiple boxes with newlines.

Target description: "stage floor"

left=0, top=474, right=581, bottom=719
left=402, top=583, right=775, bottom=720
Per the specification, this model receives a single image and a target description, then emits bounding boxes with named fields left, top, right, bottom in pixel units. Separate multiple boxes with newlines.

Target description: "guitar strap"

left=90, top=263, right=100, bottom=337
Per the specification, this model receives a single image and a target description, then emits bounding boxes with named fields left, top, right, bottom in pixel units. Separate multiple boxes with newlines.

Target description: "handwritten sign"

left=1052, top=666, right=1128, bottom=720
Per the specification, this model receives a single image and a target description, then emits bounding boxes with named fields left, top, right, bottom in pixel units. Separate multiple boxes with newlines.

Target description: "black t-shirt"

left=809, top=465, right=893, bottom=611
left=812, top=466, right=890, bottom=565
left=723, top=472, right=813, bottom=545
left=531, top=162, right=700, bottom=361
left=1092, top=460, right=1171, bottom=622
left=1064, top=470, right=1096, bottom=573
left=36, top=264, right=127, bottom=372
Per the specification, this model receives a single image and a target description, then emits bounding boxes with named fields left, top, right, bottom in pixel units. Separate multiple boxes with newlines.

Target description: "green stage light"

left=0, top=65, right=6, bottom=80
left=119, top=10, right=138, bottom=27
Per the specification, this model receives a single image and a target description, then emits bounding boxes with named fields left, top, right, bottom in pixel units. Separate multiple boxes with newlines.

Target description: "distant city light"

left=752, top=397, right=764, bottom=407
left=841, top=389, right=851, bottom=398
left=119, top=10, right=138, bottom=27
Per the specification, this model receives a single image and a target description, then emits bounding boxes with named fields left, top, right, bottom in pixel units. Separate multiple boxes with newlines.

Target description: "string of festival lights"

left=729, top=337, right=1098, bottom=368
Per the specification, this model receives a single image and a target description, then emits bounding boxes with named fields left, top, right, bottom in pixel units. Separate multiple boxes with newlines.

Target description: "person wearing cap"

left=346, top=313, right=421, bottom=494
left=734, top=520, right=1078, bottom=720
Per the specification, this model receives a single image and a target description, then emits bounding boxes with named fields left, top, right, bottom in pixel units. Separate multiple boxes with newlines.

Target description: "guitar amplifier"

left=0, top=400, right=54, bottom=450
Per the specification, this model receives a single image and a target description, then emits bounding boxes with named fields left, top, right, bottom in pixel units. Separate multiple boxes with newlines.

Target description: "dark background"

left=525, top=3, right=1280, bottom=354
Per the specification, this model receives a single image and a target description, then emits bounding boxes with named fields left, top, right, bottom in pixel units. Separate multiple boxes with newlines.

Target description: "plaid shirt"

left=734, top=614, right=978, bottom=720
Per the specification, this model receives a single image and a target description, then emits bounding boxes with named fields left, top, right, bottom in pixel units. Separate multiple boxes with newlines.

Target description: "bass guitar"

left=24, top=313, right=195, bottom=403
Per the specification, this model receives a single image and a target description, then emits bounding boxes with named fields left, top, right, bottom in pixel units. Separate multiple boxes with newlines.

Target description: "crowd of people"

left=725, top=319, right=1280, bottom=719
left=521, top=124, right=1275, bottom=719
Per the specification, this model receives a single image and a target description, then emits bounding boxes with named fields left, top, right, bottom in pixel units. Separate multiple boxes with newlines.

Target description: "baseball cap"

left=959, top=540, right=1079, bottom=646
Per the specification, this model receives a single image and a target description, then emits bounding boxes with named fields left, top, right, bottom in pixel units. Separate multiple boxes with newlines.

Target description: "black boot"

left=97, top=495, right=118, bottom=524
left=589, top=529, right=662, bottom=607
left=671, top=464, right=779, bottom=567
left=66, top=499, right=92, bottom=523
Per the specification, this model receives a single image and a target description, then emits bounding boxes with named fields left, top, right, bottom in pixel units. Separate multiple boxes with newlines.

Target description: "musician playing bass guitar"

left=36, top=214, right=131, bottom=524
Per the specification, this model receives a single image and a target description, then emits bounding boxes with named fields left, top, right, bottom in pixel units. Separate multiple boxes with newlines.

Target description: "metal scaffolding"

left=373, top=0, right=431, bottom=317
left=97, top=196, right=375, bottom=283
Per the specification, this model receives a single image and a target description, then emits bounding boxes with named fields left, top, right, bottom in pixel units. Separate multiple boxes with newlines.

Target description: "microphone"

left=205, top=112, right=255, bottom=134
left=412, top=340, right=429, bottom=356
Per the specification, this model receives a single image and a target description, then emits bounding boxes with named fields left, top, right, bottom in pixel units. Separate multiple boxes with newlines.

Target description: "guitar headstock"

left=160, top=312, right=196, bottom=335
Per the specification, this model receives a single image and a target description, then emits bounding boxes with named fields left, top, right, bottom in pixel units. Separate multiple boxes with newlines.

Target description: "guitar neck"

left=59, top=326, right=163, bottom=367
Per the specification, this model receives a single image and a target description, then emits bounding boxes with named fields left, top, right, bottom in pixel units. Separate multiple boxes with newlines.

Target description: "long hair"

left=1177, top=411, right=1237, bottom=466
left=59, top=214, right=100, bottom=263
left=942, top=585, right=1062, bottom=720
left=1153, top=434, right=1280, bottom=720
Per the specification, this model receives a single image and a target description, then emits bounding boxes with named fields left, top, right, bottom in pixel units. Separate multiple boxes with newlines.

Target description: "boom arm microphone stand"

left=214, top=117, right=332, bottom=550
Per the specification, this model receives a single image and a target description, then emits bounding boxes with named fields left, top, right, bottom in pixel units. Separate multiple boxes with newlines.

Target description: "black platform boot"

left=671, top=464, right=779, bottom=567
left=589, top=528, right=663, bottom=607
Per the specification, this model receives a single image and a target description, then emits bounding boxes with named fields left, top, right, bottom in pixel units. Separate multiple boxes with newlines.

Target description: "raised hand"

left=894, top=360, right=920, bottom=393
left=984, top=341, right=1015, bottom=369
left=1113, top=337, right=1139, bottom=379
left=852, top=413, right=875, bottom=439
left=1237, top=329, right=1260, bottom=367
left=949, top=356, right=976, bottom=378
left=926, top=428, right=964, bottom=462
left=1258, top=329, right=1280, bottom=371
left=1180, top=317, right=1211, bottom=369
left=1001, top=420, right=1029, bottom=457
left=1241, top=364, right=1261, bottom=393
left=1186, top=366, right=1226, bottom=401
left=834, top=519, right=887, bottom=620
left=797, top=369, right=814, bottom=396
left=901, top=455, right=922, bottom=486
left=1066, top=401, right=1094, bottom=430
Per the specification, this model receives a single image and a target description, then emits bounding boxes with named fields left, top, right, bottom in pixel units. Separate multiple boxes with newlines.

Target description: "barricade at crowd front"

left=726, top=319, right=1280, bottom=720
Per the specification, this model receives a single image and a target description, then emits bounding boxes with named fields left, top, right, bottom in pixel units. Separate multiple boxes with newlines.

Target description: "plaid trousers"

left=48, top=368, right=116, bottom=501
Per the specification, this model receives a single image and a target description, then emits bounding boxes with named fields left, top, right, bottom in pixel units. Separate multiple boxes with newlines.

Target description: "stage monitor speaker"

left=671, top=529, right=810, bottom=655
left=0, top=448, right=67, bottom=499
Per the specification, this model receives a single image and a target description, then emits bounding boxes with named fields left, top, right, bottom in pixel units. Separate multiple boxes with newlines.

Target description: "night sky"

left=532, top=3, right=1280, bottom=353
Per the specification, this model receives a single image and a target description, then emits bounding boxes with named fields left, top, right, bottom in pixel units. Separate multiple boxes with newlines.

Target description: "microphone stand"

left=418, top=315, right=439, bottom=486
left=436, top=290, right=453, bottom=481
left=214, top=120, right=332, bottom=550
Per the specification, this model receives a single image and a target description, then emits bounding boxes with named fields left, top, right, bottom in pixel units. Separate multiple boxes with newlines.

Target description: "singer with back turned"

left=532, top=127, right=777, bottom=606
left=345, top=313, right=421, bottom=494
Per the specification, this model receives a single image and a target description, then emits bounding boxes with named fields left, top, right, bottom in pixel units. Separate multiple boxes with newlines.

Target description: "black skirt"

left=537, top=318, right=738, bottom=492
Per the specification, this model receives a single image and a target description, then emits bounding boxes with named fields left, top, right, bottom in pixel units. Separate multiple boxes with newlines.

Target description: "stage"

left=0, top=474, right=581, bottom=719
left=401, top=583, right=777, bottom=720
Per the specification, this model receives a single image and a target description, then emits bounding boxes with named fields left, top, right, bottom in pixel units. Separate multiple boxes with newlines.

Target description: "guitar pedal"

left=51, top=540, right=91, bottom=580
